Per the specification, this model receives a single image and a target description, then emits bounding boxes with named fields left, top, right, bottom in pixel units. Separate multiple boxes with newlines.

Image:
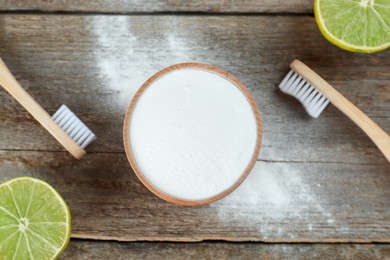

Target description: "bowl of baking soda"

left=123, top=63, right=262, bottom=206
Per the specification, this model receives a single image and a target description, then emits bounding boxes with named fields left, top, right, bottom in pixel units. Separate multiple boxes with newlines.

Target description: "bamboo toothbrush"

left=0, top=58, right=96, bottom=159
left=279, top=59, right=390, bottom=162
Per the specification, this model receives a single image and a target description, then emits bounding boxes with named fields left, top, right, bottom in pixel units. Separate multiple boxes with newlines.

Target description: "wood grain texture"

left=0, top=0, right=313, bottom=14
left=0, top=151, right=389, bottom=242
left=0, top=7, right=388, bottom=259
left=0, top=15, right=389, bottom=165
left=61, top=240, right=390, bottom=259
left=0, top=15, right=389, bottom=243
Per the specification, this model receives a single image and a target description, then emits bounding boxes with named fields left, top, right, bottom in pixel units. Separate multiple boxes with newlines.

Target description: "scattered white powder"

left=91, top=16, right=152, bottom=107
left=210, top=161, right=336, bottom=238
left=128, top=69, right=258, bottom=201
left=91, top=16, right=195, bottom=109
left=212, top=162, right=293, bottom=208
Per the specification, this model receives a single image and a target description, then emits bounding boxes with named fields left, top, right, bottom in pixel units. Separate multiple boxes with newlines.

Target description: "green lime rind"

left=315, top=0, right=390, bottom=53
left=0, top=177, right=71, bottom=260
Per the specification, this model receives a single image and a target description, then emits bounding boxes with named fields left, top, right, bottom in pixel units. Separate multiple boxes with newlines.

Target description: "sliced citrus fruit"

left=0, top=177, right=71, bottom=259
left=315, top=0, right=390, bottom=53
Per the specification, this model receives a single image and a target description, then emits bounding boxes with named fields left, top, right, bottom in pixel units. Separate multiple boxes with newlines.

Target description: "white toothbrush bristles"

left=52, top=105, right=96, bottom=149
left=279, top=70, right=330, bottom=118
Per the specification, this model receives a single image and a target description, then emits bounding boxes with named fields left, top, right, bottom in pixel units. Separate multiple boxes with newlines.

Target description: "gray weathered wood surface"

left=0, top=6, right=389, bottom=260
left=0, top=150, right=389, bottom=242
left=0, top=1, right=312, bottom=13
left=0, top=14, right=389, bottom=243
left=0, top=16, right=388, bottom=165
left=62, top=240, right=390, bottom=259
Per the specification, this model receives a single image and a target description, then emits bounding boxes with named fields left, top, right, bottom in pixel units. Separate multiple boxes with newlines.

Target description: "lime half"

left=315, top=0, right=390, bottom=53
left=0, top=177, right=71, bottom=259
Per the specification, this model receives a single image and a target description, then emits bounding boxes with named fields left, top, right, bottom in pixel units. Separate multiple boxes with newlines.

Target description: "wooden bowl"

left=123, top=62, right=262, bottom=206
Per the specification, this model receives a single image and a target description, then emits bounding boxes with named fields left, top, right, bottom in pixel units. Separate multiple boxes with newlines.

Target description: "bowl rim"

left=123, top=62, right=262, bottom=206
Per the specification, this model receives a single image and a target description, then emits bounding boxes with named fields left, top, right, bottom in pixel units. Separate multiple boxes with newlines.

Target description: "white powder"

left=91, top=16, right=195, bottom=109
left=212, top=162, right=294, bottom=208
left=210, top=161, right=336, bottom=238
left=91, top=16, right=152, bottom=107
left=128, top=69, right=258, bottom=201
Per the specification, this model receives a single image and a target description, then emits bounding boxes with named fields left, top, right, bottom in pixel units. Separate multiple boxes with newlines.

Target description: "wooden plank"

left=0, top=15, right=389, bottom=164
left=0, top=151, right=389, bottom=242
left=62, top=240, right=390, bottom=259
left=0, top=1, right=312, bottom=14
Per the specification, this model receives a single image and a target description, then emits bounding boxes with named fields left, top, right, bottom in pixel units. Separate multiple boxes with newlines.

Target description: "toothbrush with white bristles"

left=0, top=58, right=96, bottom=159
left=279, top=59, right=390, bottom=162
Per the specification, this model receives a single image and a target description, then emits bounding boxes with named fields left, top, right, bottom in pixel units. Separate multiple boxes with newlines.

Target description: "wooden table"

left=0, top=1, right=389, bottom=259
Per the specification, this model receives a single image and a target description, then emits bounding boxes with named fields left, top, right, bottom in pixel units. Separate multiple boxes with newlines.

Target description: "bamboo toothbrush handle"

left=0, top=58, right=85, bottom=159
left=291, top=59, right=390, bottom=162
